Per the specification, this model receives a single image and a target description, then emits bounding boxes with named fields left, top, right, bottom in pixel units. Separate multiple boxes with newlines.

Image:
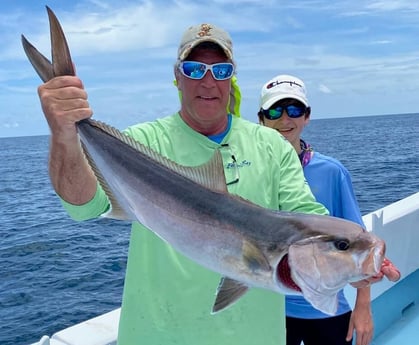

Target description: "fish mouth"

left=277, top=254, right=301, bottom=292
left=362, top=240, right=386, bottom=276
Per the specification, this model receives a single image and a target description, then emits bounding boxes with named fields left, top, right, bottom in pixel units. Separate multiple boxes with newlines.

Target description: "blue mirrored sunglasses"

left=262, top=105, right=306, bottom=120
left=179, top=61, right=234, bottom=80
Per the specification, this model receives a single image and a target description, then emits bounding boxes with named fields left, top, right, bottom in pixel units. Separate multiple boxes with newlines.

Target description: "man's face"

left=176, top=47, right=232, bottom=135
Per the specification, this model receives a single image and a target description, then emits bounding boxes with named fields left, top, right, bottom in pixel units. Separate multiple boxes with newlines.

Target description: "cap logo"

left=197, top=24, right=213, bottom=38
left=267, top=80, right=303, bottom=90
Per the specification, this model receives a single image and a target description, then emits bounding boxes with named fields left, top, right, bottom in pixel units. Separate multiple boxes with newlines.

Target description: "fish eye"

left=334, top=239, right=350, bottom=251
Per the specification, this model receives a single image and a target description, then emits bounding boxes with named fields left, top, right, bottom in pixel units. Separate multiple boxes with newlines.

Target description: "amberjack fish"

left=22, top=6, right=386, bottom=315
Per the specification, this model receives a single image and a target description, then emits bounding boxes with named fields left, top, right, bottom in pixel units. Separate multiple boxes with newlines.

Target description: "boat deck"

left=33, top=271, right=419, bottom=345
left=371, top=269, right=419, bottom=345
left=373, top=302, right=418, bottom=345
left=345, top=268, right=419, bottom=345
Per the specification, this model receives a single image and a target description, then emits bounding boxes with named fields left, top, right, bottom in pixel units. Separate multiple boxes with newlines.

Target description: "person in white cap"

left=36, top=25, right=329, bottom=344
left=258, top=74, right=374, bottom=345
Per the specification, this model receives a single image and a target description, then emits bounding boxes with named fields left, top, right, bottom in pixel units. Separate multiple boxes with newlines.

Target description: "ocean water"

left=303, top=113, right=418, bottom=213
left=0, top=113, right=418, bottom=345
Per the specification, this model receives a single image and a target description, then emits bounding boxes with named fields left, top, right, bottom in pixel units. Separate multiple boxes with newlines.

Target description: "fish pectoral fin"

left=242, top=239, right=271, bottom=272
left=212, top=277, right=249, bottom=314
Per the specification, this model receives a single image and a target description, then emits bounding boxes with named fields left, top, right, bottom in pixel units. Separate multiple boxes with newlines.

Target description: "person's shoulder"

left=124, top=113, right=178, bottom=138
left=232, top=116, right=267, bottom=132
left=312, top=152, right=350, bottom=174
left=232, top=117, right=288, bottom=143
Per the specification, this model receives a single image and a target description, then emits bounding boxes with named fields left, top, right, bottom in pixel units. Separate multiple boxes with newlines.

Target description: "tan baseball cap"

left=177, top=23, right=233, bottom=61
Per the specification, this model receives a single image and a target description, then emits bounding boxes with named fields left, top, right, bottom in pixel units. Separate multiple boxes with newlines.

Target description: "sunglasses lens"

left=266, top=108, right=283, bottom=119
left=286, top=105, right=306, bottom=117
left=181, top=62, right=206, bottom=79
left=263, top=105, right=306, bottom=120
left=180, top=62, right=234, bottom=80
left=212, top=63, right=234, bottom=80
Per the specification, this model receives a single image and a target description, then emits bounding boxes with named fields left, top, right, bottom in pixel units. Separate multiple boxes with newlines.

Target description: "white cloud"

left=371, top=40, right=392, bottom=45
left=318, top=84, right=332, bottom=94
left=366, top=0, right=419, bottom=12
left=2, top=0, right=419, bottom=137
left=3, top=120, right=20, bottom=129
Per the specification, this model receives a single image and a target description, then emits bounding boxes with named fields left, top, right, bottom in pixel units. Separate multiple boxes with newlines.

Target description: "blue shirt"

left=286, top=151, right=365, bottom=319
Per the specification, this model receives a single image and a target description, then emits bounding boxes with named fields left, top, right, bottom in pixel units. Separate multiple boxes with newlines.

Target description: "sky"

left=1, top=0, right=419, bottom=138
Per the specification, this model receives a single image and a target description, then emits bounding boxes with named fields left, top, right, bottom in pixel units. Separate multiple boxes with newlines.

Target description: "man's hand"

left=38, top=75, right=97, bottom=205
left=38, top=75, right=92, bottom=141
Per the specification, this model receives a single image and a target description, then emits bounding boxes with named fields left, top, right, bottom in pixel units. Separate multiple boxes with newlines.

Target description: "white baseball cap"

left=259, top=74, right=309, bottom=109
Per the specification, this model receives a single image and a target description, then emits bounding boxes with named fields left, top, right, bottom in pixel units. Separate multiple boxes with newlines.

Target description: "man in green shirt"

left=37, top=23, right=327, bottom=344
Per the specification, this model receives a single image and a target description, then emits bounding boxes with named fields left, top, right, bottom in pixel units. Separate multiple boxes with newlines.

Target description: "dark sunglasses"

left=178, top=61, right=234, bottom=80
left=262, top=105, right=306, bottom=120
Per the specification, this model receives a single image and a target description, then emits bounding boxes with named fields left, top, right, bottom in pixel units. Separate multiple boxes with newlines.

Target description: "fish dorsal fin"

left=86, top=119, right=228, bottom=193
left=212, top=277, right=249, bottom=314
left=175, top=148, right=228, bottom=193
left=242, top=239, right=271, bottom=272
